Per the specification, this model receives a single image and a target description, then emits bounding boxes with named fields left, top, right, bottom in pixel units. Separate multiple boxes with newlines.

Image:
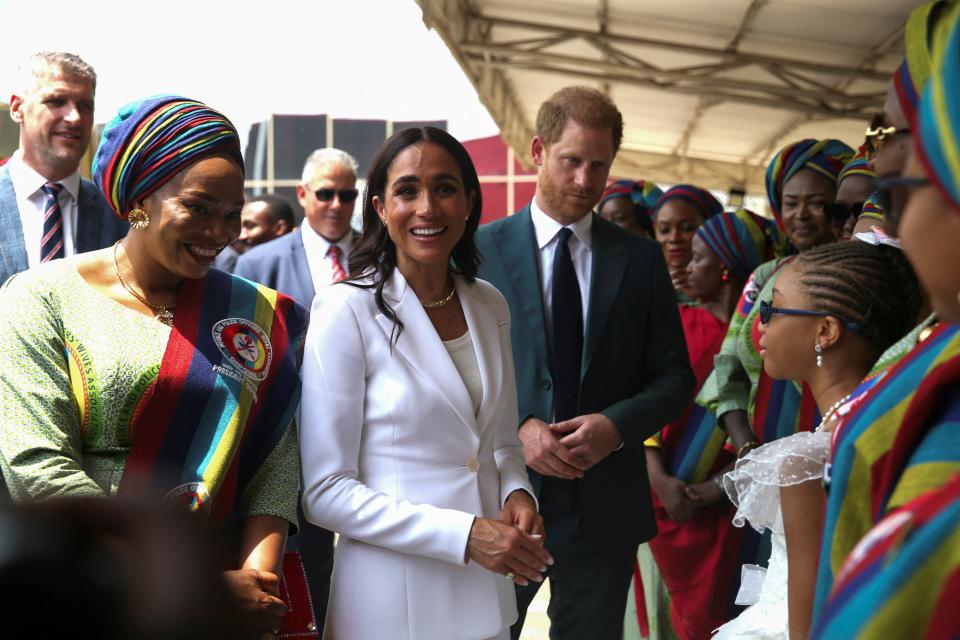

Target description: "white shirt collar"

left=300, top=220, right=353, bottom=256
left=7, top=150, right=81, bottom=201
left=530, top=194, right=593, bottom=250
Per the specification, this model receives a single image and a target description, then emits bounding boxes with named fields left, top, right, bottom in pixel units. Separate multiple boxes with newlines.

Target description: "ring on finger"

left=505, top=572, right=514, bottom=580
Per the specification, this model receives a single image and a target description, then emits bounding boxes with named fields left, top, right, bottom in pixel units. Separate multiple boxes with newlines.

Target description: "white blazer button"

left=467, top=458, right=480, bottom=472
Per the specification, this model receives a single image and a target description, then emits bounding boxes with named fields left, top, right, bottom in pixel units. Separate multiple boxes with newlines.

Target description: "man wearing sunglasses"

left=236, top=147, right=359, bottom=308
left=233, top=147, right=360, bottom=637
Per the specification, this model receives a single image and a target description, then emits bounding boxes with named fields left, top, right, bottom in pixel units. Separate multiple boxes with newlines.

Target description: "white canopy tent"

left=415, top=0, right=919, bottom=198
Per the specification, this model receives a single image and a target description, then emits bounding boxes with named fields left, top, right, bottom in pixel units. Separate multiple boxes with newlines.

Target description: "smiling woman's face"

left=139, top=155, right=245, bottom=280
left=372, top=142, right=474, bottom=274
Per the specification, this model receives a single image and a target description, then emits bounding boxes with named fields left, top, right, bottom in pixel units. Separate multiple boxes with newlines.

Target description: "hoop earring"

left=815, top=343, right=824, bottom=368
left=128, top=208, right=150, bottom=230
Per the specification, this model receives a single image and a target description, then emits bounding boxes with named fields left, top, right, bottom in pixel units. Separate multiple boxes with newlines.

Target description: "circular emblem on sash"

left=212, top=318, right=273, bottom=381
left=164, top=482, right=212, bottom=516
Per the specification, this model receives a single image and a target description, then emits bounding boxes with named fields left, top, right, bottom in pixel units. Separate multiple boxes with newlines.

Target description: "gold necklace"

left=113, top=241, right=175, bottom=326
left=422, top=286, right=456, bottom=308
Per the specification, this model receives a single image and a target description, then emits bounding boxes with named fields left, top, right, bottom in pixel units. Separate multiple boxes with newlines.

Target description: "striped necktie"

left=327, top=245, right=347, bottom=283
left=40, top=182, right=65, bottom=263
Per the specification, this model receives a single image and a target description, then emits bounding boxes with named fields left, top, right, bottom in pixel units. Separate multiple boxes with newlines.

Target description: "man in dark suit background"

left=475, top=86, right=695, bottom=640
left=1, top=51, right=126, bottom=284
left=214, top=193, right=294, bottom=273
left=234, top=148, right=358, bottom=308
left=233, top=147, right=359, bottom=633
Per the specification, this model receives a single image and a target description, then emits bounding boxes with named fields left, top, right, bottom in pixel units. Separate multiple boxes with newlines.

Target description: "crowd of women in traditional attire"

left=0, top=1, right=959, bottom=639
left=612, top=1, right=960, bottom=638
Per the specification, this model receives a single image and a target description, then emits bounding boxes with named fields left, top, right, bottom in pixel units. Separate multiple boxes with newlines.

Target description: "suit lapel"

left=583, top=215, right=628, bottom=377
left=493, top=208, right=550, bottom=368
left=0, top=167, right=28, bottom=278
left=290, top=229, right=317, bottom=304
left=377, top=271, right=479, bottom=436
left=75, top=180, right=102, bottom=253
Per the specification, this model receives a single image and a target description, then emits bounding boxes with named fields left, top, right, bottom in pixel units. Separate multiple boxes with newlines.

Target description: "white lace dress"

left=712, top=431, right=832, bottom=639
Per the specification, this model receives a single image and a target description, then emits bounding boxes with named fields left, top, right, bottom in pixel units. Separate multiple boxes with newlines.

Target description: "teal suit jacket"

left=475, top=207, right=695, bottom=545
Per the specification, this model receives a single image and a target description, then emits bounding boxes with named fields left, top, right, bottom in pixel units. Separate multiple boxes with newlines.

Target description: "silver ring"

left=505, top=572, right=514, bottom=580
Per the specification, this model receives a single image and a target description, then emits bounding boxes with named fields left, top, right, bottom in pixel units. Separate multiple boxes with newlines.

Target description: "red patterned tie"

left=40, top=182, right=65, bottom=262
left=327, top=245, right=347, bottom=283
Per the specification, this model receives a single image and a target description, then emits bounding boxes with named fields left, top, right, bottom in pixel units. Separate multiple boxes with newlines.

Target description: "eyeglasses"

left=758, top=299, right=862, bottom=333
left=864, top=114, right=911, bottom=161
left=873, top=175, right=929, bottom=231
left=824, top=201, right=864, bottom=224
left=314, top=188, right=359, bottom=204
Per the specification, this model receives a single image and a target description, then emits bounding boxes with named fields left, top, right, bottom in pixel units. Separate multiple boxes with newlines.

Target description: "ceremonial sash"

left=812, top=474, right=960, bottom=640
left=118, top=268, right=308, bottom=524
left=813, top=323, right=960, bottom=617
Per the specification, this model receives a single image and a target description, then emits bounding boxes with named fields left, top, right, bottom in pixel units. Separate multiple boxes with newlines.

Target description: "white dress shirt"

left=530, top=195, right=593, bottom=342
left=300, top=221, right=353, bottom=291
left=7, top=151, right=81, bottom=268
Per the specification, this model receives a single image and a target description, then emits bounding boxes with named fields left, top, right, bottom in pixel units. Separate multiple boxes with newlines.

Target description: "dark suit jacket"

left=0, top=166, right=128, bottom=284
left=475, top=207, right=695, bottom=547
left=234, top=228, right=315, bottom=309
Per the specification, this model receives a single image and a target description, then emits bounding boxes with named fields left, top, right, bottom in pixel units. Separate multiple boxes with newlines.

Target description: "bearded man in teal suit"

left=475, top=86, right=695, bottom=640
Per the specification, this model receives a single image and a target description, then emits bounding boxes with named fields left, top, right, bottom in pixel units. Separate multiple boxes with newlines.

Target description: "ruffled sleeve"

left=722, top=430, right=831, bottom=533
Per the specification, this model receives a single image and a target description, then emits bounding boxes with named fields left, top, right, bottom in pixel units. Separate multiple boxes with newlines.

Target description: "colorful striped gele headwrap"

left=696, top=209, right=788, bottom=283
left=838, top=147, right=877, bottom=185
left=894, top=0, right=951, bottom=124
left=858, top=192, right=886, bottom=222
left=599, top=179, right=664, bottom=213
left=765, top=138, right=855, bottom=230
left=93, top=95, right=244, bottom=219
left=916, top=1, right=960, bottom=214
left=652, top=184, right=723, bottom=221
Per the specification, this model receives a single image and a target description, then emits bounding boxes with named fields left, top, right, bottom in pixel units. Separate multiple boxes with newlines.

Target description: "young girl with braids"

left=715, top=240, right=921, bottom=640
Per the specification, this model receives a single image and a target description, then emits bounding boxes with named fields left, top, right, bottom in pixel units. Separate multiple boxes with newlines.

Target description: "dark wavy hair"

left=346, top=127, right=483, bottom=342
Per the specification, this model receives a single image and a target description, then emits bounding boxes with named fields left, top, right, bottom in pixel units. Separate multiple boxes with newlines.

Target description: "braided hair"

left=792, top=241, right=922, bottom=354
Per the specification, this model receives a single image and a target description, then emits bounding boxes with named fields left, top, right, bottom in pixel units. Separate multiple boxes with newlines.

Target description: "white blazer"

left=299, top=269, right=534, bottom=640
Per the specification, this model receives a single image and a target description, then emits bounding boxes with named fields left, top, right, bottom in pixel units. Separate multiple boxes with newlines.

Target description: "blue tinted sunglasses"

left=758, top=299, right=861, bottom=333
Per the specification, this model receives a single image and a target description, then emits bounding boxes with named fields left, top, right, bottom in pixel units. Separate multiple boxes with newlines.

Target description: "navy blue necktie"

left=40, top=182, right=65, bottom=263
left=551, top=227, right=583, bottom=422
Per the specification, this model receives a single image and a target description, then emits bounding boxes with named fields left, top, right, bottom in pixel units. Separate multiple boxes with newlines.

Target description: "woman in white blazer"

left=299, top=127, right=552, bottom=640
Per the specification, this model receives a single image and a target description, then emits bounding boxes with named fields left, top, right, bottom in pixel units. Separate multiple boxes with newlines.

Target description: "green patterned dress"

left=0, top=259, right=299, bottom=526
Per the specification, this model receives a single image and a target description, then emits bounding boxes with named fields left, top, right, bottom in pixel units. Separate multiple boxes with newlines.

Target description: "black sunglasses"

left=314, top=188, right=359, bottom=204
left=873, top=175, right=930, bottom=231
left=824, top=201, right=864, bottom=224
left=758, top=299, right=862, bottom=333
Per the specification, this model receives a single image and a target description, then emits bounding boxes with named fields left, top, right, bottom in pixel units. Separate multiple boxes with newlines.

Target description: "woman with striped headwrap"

left=651, top=184, right=723, bottom=299
left=0, top=95, right=310, bottom=638
left=597, top=179, right=663, bottom=239
left=827, top=149, right=877, bottom=241
left=627, top=210, right=786, bottom=640
left=813, top=5, right=960, bottom=636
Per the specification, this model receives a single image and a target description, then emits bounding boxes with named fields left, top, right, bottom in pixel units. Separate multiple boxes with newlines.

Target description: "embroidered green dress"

left=0, top=259, right=298, bottom=526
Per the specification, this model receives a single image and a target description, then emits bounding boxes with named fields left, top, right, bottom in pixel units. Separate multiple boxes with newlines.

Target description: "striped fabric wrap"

left=916, top=1, right=960, bottom=213
left=696, top=209, right=788, bottom=283
left=118, top=268, right=308, bottom=524
left=652, top=184, right=723, bottom=221
left=838, top=148, right=876, bottom=184
left=858, top=192, right=885, bottom=222
left=765, top=139, right=855, bottom=230
left=813, top=323, right=960, bottom=619
left=92, top=95, right=244, bottom=219
left=895, top=0, right=951, bottom=123
left=599, top=179, right=664, bottom=212
left=812, top=474, right=960, bottom=639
